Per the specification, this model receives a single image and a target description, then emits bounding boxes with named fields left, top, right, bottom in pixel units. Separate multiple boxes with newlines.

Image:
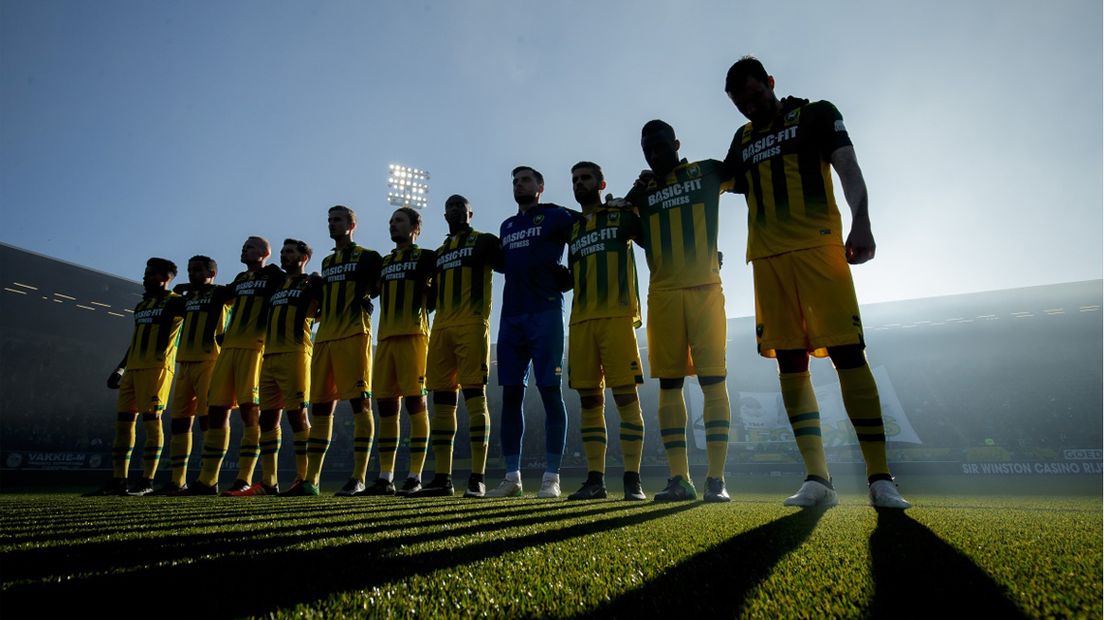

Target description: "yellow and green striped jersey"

left=632, top=159, right=735, bottom=291
left=221, top=264, right=285, bottom=351
left=725, top=98, right=851, bottom=261
left=264, top=274, right=321, bottom=355
left=432, top=227, right=499, bottom=329
left=568, top=206, right=641, bottom=326
left=176, top=284, right=230, bottom=363
left=379, top=245, right=436, bottom=340
left=125, top=292, right=185, bottom=370
left=316, top=244, right=383, bottom=343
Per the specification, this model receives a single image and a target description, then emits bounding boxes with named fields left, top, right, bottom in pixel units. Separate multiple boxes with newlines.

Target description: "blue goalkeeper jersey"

left=498, top=203, right=577, bottom=317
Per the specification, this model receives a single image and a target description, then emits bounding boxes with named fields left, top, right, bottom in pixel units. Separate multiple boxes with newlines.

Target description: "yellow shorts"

left=117, top=367, right=173, bottom=414
left=259, top=351, right=311, bottom=411
left=752, top=244, right=864, bottom=358
left=568, top=316, right=644, bottom=390
left=373, top=334, right=429, bottom=399
left=426, top=323, right=490, bottom=392
left=311, top=333, right=371, bottom=403
left=169, top=360, right=215, bottom=419
left=207, top=348, right=262, bottom=408
left=646, top=284, right=727, bottom=378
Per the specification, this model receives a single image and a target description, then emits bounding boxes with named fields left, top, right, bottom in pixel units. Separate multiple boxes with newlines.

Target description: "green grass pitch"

left=1, top=489, right=1099, bottom=618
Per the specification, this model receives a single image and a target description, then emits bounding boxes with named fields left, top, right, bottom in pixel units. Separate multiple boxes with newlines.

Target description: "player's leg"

left=567, top=319, right=606, bottom=500
left=457, top=324, right=492, bottom=497
left=397, top=393, right=429, bottom=496
left=252, top=356, right=285, bottom=495
left=87, top=370, right=139, bottom=496
left=367, top=396, right=400, bottom=496
left=162, top=362, right=198, bottom=494
left=285, top=340, right=336, bottom=496
left=647, top=289, right=695, bottom=501
left=599, top=316, right=647, bottom=500
left=487, top=315, right=528, bottom=497
left=687, top=285, right=732, bottom=503
left=394, top=335, right=429, bottom=496
left=531, top=309, right=567, bottom=499
left=418, top=326, right=459, bottom=496
left=224, top=350, right=263, bottom=494
left=192, top=349, right=239, bottom=494
left=754, top=252, right=835, bottom=507
left=285, top=351, right=311, bottom=484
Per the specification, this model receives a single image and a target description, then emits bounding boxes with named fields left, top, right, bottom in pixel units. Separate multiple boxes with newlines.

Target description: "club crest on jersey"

left=686, top=164, right=701, bottom=179
left=465, top=235, right=478, bottom=247
left=533, top=214, right=545, bottom=225
left=785, top=109, right=801, bottom=124
left=607, top=211, right=620, bottom=223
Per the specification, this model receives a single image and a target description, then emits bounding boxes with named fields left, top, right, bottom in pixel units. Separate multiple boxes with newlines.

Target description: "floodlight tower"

left=387, top=164, right=431, bottom=210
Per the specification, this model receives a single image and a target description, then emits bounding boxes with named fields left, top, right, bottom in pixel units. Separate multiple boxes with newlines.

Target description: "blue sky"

left=2, top=1, right=1101, bottom=326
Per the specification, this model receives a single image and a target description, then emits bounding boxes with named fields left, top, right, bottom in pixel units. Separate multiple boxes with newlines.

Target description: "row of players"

left=86, top=56, right=910, bottom=509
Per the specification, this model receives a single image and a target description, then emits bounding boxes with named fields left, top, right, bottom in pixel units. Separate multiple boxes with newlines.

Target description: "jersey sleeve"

left=359, top=250, right=383, bottom=298
left=478, top=232, right=503, bottom=270
left=722, top=127, right=750, bottom=194
left=811, top=100, right=853, bottom=159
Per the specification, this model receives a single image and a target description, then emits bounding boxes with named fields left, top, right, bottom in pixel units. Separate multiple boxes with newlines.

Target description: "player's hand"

left=361, top=297, right=375, bottom=315
left=172, top=283, right=189, bottom=295
left=633, top=170, right=655, bottom=189
left=718, top=251, right=724, bottom=270
left=106, top=369, right=124, bottom=390
left=553, top=265, right=574, bottom=292
left=604, top=194, right=632, bottom=210
left=845, top=220, right=876, bottom=265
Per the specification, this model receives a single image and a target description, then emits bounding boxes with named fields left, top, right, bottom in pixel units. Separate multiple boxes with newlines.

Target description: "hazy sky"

left=2, top=1, right=1101, bottom=324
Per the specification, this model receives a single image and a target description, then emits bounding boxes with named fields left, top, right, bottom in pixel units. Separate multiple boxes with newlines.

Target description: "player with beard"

left=224, top=239, right=320, bottom=495
left=564, top=162, right=647, bottom=501
left=360, top=208, right=437, bottom=496
left=486, top=166, right=577, bottom=498
left=723, top=56, right=909, bottom=509
left=284, top=206, right=383, bottom=496
left=156, top=255, right=228, bottom=495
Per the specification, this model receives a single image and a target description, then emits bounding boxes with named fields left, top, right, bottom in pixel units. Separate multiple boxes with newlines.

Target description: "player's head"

left=724, top=55, right=777, bottom=125
left=187, top=255, right=217, bottom=286
left=511, top=166, right=544, bottom=205
left=570, top=161, right=606, bottom=206
left=144, top=257, right=177, bottom=292
left=280, top=238, right=312, bottom=272
left=390, top=207, right=422, bottom=244
left=444, top=194, right=473, bottom=228
left=640, top=120, right=680, bottom=175
left=240, top=236, right=270, bottom=267
left=328, top=205, right=357, bottom=240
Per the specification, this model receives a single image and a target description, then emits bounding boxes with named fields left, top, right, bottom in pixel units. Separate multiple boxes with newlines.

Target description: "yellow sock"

left=169, top=431, right=191, bottom=487
left=615, top=396, right=644, bottom=474
left=237, top=424, right=261, bottom=484
left=408, top=409, right=430, bottom=477
left=431, top=401, right=458, bottom=477
left=580, top=401, right=607, bottom=474
left=658, top=387, right=689, bottom=480
left=260, top=427, right=281, bottom=487
left=701, top=382, right=730, bottom=480
left=779, top=372, right=830, bottom=481
left=378, top=412, right=400, bottom=475
left=467, top=395, right=490, bottom=475
left=352, top=410, right=374, bottom=482
left=305, top=414, right=334, bottom=486
left=199, top=427, right=229, bottom=486
left=838, top=365, right=891, bottom=480
left=112, top=420, right=136, bottom=479
left=141, top=418, right=164, bottom=479
left=293, top=429, right=309, bottom=480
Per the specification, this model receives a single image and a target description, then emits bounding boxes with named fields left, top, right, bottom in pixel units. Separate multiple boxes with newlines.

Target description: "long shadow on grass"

left=2, top=502, right=696, bottom=618
left=581, top=506, right=827, bottom=618
left=865, top=509, right=1027, bottom=619
left=1, top=497, right=544, bottom=545
left=1, top=499, right=633, bottom=582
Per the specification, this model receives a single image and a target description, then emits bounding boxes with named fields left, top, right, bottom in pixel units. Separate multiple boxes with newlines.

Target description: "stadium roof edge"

left=0, top=241, right=140, bottom=284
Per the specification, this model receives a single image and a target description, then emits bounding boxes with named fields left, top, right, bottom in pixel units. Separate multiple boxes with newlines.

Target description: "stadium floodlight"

left=388, top=164, right=430, bottom=209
